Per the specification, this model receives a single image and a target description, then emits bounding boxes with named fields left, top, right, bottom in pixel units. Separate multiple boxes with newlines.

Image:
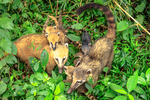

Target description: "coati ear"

left=88, top=43, right=92, bottom=46
left=86, top=69, right=92, bottom=74
left=65, top=43, right=68, bottom=48
left=57, top=32, right=60, bottom=36
left=45, top=33, right=48, bottom=37
left=53, top=26, right=57, bottom=30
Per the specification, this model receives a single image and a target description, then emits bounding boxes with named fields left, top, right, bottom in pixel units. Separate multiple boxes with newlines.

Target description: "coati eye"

left=62, top=57, right=66, bottom=63
left=55, top=58, right=59, bottom=64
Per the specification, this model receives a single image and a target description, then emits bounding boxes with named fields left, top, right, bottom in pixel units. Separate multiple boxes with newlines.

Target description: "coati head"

left=45, top=26, right=65, bottom=51
left=63, top=66, right=75, bottom=83
left=52, top=43, right=69, bottom=74
left=67, top=65, right=92, bottom=93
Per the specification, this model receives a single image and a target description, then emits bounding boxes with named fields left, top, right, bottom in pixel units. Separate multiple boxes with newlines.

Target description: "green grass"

left=0, top=0, right=150, bottom=100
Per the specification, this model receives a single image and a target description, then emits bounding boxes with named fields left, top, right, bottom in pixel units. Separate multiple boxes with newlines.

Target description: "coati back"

left=14, top=34, right=69, bottom=75
left=63, top=66, right=96, bottom=100
left=68, top=3, right=116, bottom=93
left=42, top=11, right=67, bottom=50
left=81, top=31, right=92, bottom=55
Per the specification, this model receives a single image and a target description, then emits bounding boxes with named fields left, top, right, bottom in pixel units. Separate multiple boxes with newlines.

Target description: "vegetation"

left=0, top=0, right=150, bottom=100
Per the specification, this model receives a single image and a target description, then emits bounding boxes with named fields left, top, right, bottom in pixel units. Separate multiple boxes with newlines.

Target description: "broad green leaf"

left=127, top=76, right=138, bottom=92
left=146, top=68, right=150, bottom=82
left=68, top=47, right=75, bottom=55
left=67, top=34, right=80, bottom=41
left=133, top=69, right=139, bottom=76
left=117, top=21, right=128, bottom=31
left=136, top=15, right=144, bottom=25
left=47, top=81, right=55, bottom=92
left=115, top=89, right=127, bottom=94
left=1, top=0, right=12, bottom=3
left=44, top=93, right=53, bottom=100
left=0, top=17, right=13, bottom=29
left=29, top=57, right=38, bottom=72
left=37, top=91, right=49, bottom=96
left=138, top=76, right=146, bottom=86
left=40, top=49, right=49, bottom=69
left=26, top=96, right=34, bottom=100
left=12, top=70, right=23, bottom=76
left=31, top=88, right=36, bottom=96
left=0, top=58, right=6, bottom=70
left=35, top=73, right=44, bottom=81
left=54, top=81, right=64, bottom=95
left=134, top=86, right=145, bottom=94
left=34, top=62, right=39, bottom=72
left=87, top=76, right=94, bottom=84
left=57, top=95, right=67, bottom=100
left=85, top=83, right=93, bottom=90
left=0, top=82, right=7, bottom=95
left=127, top=94, right=134, bottom=100
left=0, top=29, right=10, bottom=40
left=22, top=13, right=28, bottom=18
left=13, top=0, right=23, bottom=9
left=94, top=0, right=103, bottom=5
left=104, top=90, right=116, bottom=98
left=0, top=39, right=11, bottom=53
left=135, top=1, right=146, bottom=12
left=110, top=83, right=125, bottom=91
left=11, top=43, right=17, bottom=55
left=37, top=96, right=44, bottom=100
left=52, top=70, right=57, bottom=79
left=5, top=55, right=17, bottom=64
left=71, top=23, right=83, bottom=30
left=103, top=67, right=109, bottom=73
left=113, top=96, right=127, bottom=100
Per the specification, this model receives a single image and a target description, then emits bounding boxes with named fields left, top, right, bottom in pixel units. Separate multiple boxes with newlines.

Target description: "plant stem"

left=113, top=0, right=150, bottom=35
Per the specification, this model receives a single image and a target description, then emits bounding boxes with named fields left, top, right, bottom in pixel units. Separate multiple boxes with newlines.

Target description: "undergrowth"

left=0, top=0, right=150, bottom=100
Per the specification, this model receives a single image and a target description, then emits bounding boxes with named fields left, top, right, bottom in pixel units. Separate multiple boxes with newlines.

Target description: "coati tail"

left=76, top=3, right=116, bottom=40
left=42, top=16, right=50, bottom=34
left=86, top=94, right=96, bottom=100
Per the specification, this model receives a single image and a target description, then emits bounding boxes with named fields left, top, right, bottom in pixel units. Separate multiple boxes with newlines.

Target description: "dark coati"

left=81, top=31, right=92, bottom=55
left=67, top=3, right=116, bottom=93
left=74, top=31, right=92, bottom=66
left=42, top=11, right=67, bottom=50
left=14, top=34, right=69, bottom=74
left=63, top=66, right=96, bottom=100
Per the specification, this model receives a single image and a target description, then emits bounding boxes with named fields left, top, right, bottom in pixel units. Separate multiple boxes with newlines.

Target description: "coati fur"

left=81, top=31, right=92, bottom=55
left=14, top=34, right=69, bottom=74
left=42, top=11, right=68, bottom=50
left=67, top=3, right=116, bottom=93
left=63, top=66, right=96, bottom=100
left=73, top=52, right=83, bottom=67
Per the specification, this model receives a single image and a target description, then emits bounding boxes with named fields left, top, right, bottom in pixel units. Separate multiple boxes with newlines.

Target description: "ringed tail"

left=42, top=16, right=49, bottom=34
left=76, top=3, right=116, bottom=40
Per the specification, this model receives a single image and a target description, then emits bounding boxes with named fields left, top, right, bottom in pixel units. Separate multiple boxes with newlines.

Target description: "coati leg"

left=105, top=50, right=114, bottom=76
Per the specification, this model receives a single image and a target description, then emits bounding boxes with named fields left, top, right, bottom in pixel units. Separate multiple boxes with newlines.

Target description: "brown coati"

left=81, top=31, right=92, bottom=55
left=42, top=11, right=68, bottom=50
left=73, top=52, right=83, bottom=67
left=14, top=34, right=69, bottom=74
left=63, top=66, right=96, bottom=100
left=67, top=3, right=116, bottom=93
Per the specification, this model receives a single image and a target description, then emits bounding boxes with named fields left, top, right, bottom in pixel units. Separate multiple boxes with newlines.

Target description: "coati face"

left=45, top=26, right=65, bottom=51
left=67, top=66, right=92, bottom=93
left=52, top=43, right=69, bottom=74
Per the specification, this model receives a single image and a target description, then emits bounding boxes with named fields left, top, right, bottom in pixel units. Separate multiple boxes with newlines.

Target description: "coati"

left=67, top=3, right=116, bottom=93
left=63, top=66, right=96, bottom=100
left=14, top=34, right=69, bottom=74
left=73, top=31, right=92, bottom=66
left=81, top=31, right=92, bottom=55
left=42, top=11, right=67, bottom=50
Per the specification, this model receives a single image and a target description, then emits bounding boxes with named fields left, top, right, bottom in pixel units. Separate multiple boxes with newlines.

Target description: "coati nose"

left=67, top=88, right=74, bottom=93
left=59, top=68, right=63, bottom=74
left=53, top=47, right=56, bottom=51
